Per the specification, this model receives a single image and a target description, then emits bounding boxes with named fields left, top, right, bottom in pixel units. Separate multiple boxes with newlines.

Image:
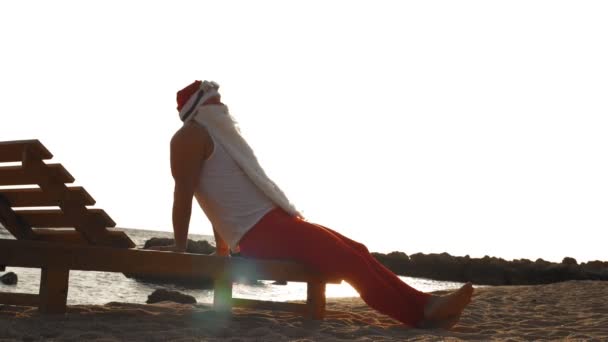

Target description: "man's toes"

left=424, top=284, right=474, bottom=321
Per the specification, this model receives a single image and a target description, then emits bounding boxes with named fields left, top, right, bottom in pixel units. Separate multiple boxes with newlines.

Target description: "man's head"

left=176, top=80, right=202, bottom=112
left=176, top=80, right=221, bottom=121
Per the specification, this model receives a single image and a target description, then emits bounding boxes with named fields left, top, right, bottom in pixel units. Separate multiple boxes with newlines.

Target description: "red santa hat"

left=176, top=80, right=202, bottom=112
left=176, top=80, right=220, bottom=121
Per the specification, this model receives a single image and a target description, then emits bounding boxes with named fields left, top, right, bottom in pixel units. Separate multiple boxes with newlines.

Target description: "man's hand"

left=212, top=225, right=230, bottom=256
left=213, top=246, right=230, bottom=257
left=147, top=245, right=187, bottom=253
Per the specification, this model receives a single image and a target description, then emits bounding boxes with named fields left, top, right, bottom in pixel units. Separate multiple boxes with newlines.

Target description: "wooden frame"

left=0, top=239, right=339, bottom=317
left=0, top=139, right=340, bottom=318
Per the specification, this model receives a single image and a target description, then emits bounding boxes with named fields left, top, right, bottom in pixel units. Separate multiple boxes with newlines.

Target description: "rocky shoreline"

left=127, top=237, right=608, bottom=287
left=372, top=251, right=608, bottom=285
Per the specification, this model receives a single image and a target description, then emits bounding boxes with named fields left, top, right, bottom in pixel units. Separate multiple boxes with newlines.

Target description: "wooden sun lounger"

left=0, top=140, right=339, bottom=318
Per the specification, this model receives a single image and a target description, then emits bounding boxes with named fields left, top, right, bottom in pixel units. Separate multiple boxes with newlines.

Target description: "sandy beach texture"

left=0, top=280, right=606, bottom=341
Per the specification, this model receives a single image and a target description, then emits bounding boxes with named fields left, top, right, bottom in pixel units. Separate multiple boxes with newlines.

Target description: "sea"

left=0, top=227, right=466, bottom=305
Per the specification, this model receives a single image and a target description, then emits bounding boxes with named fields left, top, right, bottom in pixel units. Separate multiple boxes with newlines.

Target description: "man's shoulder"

left=171, top=122, right=213, bottom=158
left=172, top=121, right=211, bottom=144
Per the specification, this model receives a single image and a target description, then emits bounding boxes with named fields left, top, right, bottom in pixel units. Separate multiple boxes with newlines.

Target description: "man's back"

left=193, top=131, right=275, bottom=250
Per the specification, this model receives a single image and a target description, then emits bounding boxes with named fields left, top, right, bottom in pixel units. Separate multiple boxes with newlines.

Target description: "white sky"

left=1, top=1, right=607, bottom=263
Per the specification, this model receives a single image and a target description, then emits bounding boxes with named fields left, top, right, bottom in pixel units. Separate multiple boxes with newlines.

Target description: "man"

left=151, top=80, right=474, bottom=329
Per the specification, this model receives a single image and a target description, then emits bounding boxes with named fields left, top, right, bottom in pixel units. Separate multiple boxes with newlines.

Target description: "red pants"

left=239, top=208, right=431, bottom=326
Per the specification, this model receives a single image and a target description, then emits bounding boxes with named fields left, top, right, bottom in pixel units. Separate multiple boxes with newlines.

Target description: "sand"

left=0, top=280, right=606, bottom=341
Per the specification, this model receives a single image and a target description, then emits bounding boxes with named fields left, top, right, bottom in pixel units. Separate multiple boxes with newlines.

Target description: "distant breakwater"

left=372, top=252, right=608, bottom=286
left=130, top=237, right=608, bottom=287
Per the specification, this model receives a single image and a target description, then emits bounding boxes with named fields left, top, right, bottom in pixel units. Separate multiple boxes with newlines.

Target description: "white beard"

left=186, top=104, right=302, bottom=218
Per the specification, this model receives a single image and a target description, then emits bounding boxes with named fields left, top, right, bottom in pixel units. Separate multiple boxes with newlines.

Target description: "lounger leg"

left=307, top=281, right=326, bottom=319
left=213, top=274, right=233, bottom=312
left=39, top=266, right=69, bottom=314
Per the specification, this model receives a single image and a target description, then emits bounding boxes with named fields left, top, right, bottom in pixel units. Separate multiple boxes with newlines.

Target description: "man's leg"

left=239, top=210, right=430, bottom=326
left=312, top=223, right=430, bottom=297
left=314, top=222, right=474, bottom=327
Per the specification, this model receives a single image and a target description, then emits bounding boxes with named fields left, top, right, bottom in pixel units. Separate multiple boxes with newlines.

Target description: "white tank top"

left=194, top=135, right=275, bottom=250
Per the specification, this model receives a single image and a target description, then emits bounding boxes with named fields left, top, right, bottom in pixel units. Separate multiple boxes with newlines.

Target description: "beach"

left=1, top=280, right=606, bottom=341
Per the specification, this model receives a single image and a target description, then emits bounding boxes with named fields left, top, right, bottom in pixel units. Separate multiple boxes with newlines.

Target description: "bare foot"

left=423, top=282, right=474, bottom=323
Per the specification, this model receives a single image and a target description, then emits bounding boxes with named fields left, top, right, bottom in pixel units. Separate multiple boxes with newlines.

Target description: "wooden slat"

left=0, top=292, right=40, bottom=307
left=0, top=140, right=52, bottom=163
left=14, top=209, right=116, bottom=228
left=0, top=195, right=34, bottom=239
left=0, top=164, right=74, bottom=186
left=20, top=151, right=132, bottom=248
left=32, top=229, right=133, bottom=248
left=0, top=187, right=95, bottom=207
left=0, top=239, right=341, bottom=284
left=232, top=298, right=307, bottom=313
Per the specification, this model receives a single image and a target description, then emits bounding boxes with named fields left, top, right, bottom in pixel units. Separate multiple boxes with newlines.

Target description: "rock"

left=146, top=289, right=197, bottom=304
left=1, top=272, right=17, bottom=285
left=372, top=251, right=411, bottom=275
left=562, top=257, right=578, bottom=266
left=143, top=238, right=216, bottom=255
left=535, top=258, right=551, bottom=265
left=386, top=251, right=409, bottom=260
left=581, top=260, right=608, bottom=272
left=186, top=239, right=216, bottom=254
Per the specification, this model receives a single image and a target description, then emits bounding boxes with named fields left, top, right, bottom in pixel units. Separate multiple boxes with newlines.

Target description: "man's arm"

left=157, top=122, right=212, bottom=252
